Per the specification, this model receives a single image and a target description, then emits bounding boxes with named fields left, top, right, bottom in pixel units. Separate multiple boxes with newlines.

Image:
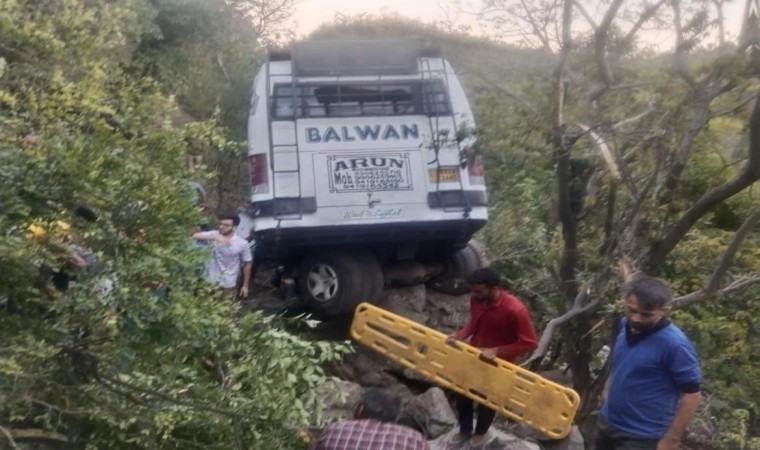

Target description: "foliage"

left=462, top=1, right=760, bottom=444
left=0, top=0, right=347, bottom=448
left=133, top=0, right=271, bottom=212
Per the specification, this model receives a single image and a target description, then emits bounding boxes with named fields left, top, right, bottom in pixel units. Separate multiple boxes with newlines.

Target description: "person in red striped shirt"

left=311, top=388, right=430, bottom=450
left=445, top=268, right=539, bottom=449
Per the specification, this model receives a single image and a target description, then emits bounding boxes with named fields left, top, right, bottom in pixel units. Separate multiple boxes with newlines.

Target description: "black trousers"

left=595, top=418, right=659, bottom=450
left=453, top=392, right=496, bottom=436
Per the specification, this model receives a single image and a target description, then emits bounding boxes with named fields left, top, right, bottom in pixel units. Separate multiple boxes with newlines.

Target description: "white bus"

left=247, top=40, right=487, bottom=315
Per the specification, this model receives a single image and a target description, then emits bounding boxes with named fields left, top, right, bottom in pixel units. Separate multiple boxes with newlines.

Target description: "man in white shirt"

left=192, top=213, right=252, bottom=298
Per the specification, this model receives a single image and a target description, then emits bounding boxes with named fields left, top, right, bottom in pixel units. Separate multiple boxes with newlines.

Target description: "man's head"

left=621, top=275, right=671, bottom=334
left=217, top=213, right=240, bottom=236
left=466, top=267, right=501, bottom=304
left=354, top=388, right=401, bottom=423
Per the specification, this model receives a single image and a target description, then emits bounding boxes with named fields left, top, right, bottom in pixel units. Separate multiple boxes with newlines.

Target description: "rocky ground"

left=245, top=273, right=585, bottom=450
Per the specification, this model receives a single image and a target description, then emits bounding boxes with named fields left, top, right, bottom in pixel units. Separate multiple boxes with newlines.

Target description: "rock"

left=399, top=387, right=457, bottom=438
left=386, top=383, right=416, bottom=407
left=314, top=378, right=363, bottom=421
left=429, top=428, right=541, bottom=450
left=510, top=423, right=548, bottom=443
left=536, top=369, right=572, bottom=386
left=540, top=426, right=584, bottom=450
left=315, top=378, right=362, bottom=410
left=424, top=290, right=471, bottom=330
left=384, top=260, right=429, bottom=286
left=399, top=367, right=437, bottom=386
left=328, top=346, right=399, bottom=387
left=358, top=370, right=399, bottom=387
left=378, top=285, right=428, bottom=324
left=426, top=275, right=472, bottom=296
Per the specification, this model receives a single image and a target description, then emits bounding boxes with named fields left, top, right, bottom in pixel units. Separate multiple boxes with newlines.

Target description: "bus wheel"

left=448, top=239, right=486, bottom=279
left=298, top=250, right=368, bottom=317
left=351, top=250, right=384, bottom=303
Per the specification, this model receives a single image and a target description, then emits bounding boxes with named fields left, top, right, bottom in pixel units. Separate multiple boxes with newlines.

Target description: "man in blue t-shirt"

left=596, top=276, right=701, bottom=450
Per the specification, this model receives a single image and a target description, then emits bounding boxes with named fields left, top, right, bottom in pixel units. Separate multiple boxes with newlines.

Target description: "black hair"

left=622, top=275, right=672, bottom=309
left=466, top=267, right=500, bottom=287
left=359, top=388, right=401, bottom=423
left=219, top=213, right=240, bottom=227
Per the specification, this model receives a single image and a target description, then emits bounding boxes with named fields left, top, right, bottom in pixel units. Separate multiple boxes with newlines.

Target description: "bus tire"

left=298, top=250, right=366, bottom=317
left=448, top=239, right=484, bottom=279
left=352, top=250, right=384, bottom=304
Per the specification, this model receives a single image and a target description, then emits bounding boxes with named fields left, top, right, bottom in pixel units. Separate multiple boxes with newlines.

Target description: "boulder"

left=383, top=260, right=429, bottom=286
left=314, top=378, right=363, bottom=421
left=424, top=290, right=471, bottom=330
left=540, top=426, right=584, bottom=450
left=429, top=428, right=541, bottom=450
left=315, top=378, right=363, bottom=410
left=378, top=285, right=428, bottom=324
left=399, top=387, right=457, bottom=439
left=327, top=346, right=400, bottom=387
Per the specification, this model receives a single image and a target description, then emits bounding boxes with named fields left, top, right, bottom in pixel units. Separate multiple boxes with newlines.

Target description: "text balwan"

left=305, top=124, right=419, bottom=143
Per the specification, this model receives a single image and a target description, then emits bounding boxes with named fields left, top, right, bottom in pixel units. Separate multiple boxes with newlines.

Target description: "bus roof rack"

left=268, top=48, right=291, bottom=61
left=291, top=40, right=428, bottom=76
left=418, top=45, right=443, bottom=57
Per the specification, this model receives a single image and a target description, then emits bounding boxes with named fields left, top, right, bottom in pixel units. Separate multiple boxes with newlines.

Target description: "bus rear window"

left=271, top=80, right=450, bottom=119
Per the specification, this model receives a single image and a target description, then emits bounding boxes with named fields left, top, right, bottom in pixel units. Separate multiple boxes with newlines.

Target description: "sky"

left=290, top=0, right=480, bottom=37
left=289, top=0, right=750, bottom=48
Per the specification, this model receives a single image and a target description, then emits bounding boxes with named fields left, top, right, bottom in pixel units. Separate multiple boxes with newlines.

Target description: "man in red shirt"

left=311, top=388, right=430, bottom=450
left=445, top=268, right=538, bottom=449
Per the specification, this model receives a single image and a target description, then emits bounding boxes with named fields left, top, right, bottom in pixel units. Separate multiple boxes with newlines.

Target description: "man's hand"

left=657, top=434, right=680, bottom=450
left=446, top=333, right=459, bottom=345
left=239, top=285, right=249, bottom=299
left=480, top=348, right=498, bottom=361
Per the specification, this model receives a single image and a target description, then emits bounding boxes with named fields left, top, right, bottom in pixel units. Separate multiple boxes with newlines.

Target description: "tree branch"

left=671, top=0, right=698, bottom=88
left=589, top=0, right=625, bottom=99
left=577, top=123, right=620, bottom=178
left=571, top=0, right=597, bottom=29
left=554, top=0, right=579, bottom=300
left=622, top=0, right=669, bottom=46
left=476, top=75, right=545, bottom=123
left=712, top=91, right=760, bottom=118
left=611, top=102, right=657, bottom=130
left=216, top=54, right=230, bottom=81
left=5, top=428, right=69, bottom=444
left=712, top=0, right=726, bottom=47
left=524, top=272, right=608, bottom=365
left=646, top=98, right=760, bottom=271
left=98, top=373, right=258, bottom=421
left=0, top=425, right=19, bottom=450
left=25, top=397, right=90, bottom=417
left=706, top=206, right=760, bottom=293
left=519, top=0, right=554, bottom=52
left=671, top=276, right=760, bottom=309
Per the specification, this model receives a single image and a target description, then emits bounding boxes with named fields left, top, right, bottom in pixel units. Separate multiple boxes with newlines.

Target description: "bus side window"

left=272, top=84, right=294, bottom=119
left=423, top=80, right=450, bottom=115
left=300, top=86, right=326, bottom=117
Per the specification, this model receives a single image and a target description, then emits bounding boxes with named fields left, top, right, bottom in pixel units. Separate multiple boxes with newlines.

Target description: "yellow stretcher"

left=350, top=302, right=580, bottom=439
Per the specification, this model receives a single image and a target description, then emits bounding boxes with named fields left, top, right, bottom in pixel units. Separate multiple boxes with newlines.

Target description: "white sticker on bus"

left=328, top=153, right=413, bottom=193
